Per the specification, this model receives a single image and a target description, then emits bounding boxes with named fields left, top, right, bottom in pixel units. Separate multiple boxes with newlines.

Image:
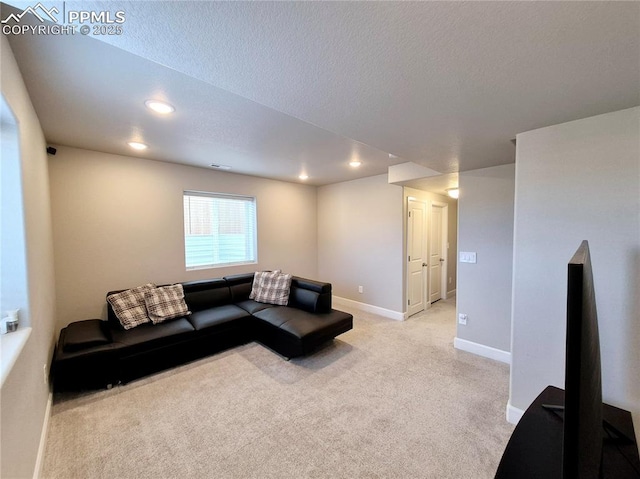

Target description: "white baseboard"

left=446, top=288, right=456, bottom=297
left=33, top=390, right=53, bottom=479
left=453, top=337, right=511, bottom=364
left=506, top=401, right=525, bottom=425
left=333, top=296, right=406, bottom=321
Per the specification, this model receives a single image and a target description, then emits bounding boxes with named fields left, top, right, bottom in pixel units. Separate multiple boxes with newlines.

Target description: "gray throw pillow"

left=107, top=283, right=156, bottom=330
left=249, top=270, right=281, bottom=300
left=144, top=284, right=191, bottom=324
left=254, top=272, right=292, bottom=306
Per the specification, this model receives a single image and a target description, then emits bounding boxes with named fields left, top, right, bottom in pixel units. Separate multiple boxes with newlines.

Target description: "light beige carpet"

left=42, top=298, right=514, bottom=479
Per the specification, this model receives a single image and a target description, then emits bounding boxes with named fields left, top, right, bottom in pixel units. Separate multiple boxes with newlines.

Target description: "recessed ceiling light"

left=389, top=154, right=398, bottom=159
left=446, top=187, right=459, bottom=199
left=349, top=160, right=362, bottom=167
left=127, top=141, right=148, bottom=150
left=144, top=99, right=175, bottom=114
left=298, top=174, right=309, bottom=180
left=210, top=164, right=232, bottom=170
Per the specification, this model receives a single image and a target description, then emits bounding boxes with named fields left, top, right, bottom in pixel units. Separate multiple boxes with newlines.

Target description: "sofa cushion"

left=110, top=318, right=195, bottom=356
left=224, top=273, right=254, bottom=302
left=144, top=284, right=190, bottom=324
left=254, top=272, right=292, bottom=306
left=253, top=307, right=353, bottom=341
left=182, top=279, right=231, bottom=312
left=62, top=319, right=112, bottom=352
left=280, top=311, right=353, bottom=341
left=107, top=283, right=156, bottom=330
left=235, top=299, right=275, bottom=315
left=186, top=305, right=251, bottom=332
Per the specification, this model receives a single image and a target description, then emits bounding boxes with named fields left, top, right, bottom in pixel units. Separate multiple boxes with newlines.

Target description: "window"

left=183, top=191, right=257, bottom=269
left=1, top=94, right=32, bottom=386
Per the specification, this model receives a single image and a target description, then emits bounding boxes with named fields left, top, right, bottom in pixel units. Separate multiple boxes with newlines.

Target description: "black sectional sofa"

left=53, top=273, right=353, bottom=391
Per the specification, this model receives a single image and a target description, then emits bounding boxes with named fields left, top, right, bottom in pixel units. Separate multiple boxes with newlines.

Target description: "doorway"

left=406, top=195, right=450, bottom=317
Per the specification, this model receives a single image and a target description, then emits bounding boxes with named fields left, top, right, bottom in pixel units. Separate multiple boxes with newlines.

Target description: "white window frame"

left=183, top=190, right=258, bottom=270
left=1, top=94, right=32, bottom=387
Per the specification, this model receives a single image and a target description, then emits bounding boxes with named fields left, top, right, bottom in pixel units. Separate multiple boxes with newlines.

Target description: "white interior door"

left=429, top=204, right=444, bottom=303
left=407, top=199, right=427, bottom=316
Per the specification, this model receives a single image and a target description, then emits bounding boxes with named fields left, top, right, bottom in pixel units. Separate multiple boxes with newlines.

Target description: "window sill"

left=186, top=260, right=258, bottom=271
left=0, top=327, right=32, bottom=388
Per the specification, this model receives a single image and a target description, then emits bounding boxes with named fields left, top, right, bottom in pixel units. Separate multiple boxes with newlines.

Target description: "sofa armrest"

left=60, top=319, right=112, bottom=352
left=288, top=277, right=332, bottom=313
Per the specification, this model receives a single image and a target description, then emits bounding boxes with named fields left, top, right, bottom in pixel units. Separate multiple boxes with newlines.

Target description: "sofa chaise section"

left=253, top=307, right=354, bottom=358
left=224, top=273, right=352, bottom=358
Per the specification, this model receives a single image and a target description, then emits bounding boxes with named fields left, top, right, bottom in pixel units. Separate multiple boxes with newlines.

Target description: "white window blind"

left=183, top=191, right=257, bottom=269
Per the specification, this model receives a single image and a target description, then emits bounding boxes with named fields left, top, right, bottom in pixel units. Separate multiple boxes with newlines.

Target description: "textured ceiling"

left=3, top=1, right=639, bottom=187
left=6, top=28, right=397, bottom=185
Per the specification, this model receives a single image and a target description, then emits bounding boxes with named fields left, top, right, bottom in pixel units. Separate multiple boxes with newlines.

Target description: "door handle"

left=422, top=263, right=428, bottom=267
left=439, top=258, right=445, bottom=262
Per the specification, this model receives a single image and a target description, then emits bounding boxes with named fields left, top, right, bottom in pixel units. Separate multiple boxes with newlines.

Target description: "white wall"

left=456, top=165, right=515, bottom=355
left=510, top=108, right=640, bottom=434
left=1, top=35, right=57, bottom=479
left=49, top=146, right=318, bottom=329
left=318, top=175, right=404, bottom=313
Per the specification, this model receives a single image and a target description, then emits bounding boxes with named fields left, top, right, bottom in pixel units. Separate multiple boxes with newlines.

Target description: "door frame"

left=404, top=191, right=451, bottom=318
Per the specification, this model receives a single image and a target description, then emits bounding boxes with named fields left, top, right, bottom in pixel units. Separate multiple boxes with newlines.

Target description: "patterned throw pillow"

left=107, top=283, right=156, bottom=330
left=249, top=270, right=281, bottom=300
left=254, top=272, right=293, bottom=306
left=144, top=284, right=191, bottom=324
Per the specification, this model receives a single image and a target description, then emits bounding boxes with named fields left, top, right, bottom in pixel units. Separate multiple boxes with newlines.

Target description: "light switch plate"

left=459, top=252, right=477, bottom=263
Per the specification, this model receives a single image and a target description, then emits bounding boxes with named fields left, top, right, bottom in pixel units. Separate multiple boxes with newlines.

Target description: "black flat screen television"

left=498, top=240, right=637, bottom=477
left=563, top=240, right=603, bottom=478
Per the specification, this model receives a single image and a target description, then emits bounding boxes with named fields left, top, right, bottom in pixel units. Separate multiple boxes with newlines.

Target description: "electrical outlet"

left=458, top=313, right=468, bottom=325
left=449, top=277, right=452, bottom=284
left=358, top=285, right=364, bottom=294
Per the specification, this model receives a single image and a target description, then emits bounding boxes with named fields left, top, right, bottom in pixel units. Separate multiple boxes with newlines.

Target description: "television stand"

left=540, top=403, right=636, bottom=444
left=495, top=386, right=640, bottom=478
